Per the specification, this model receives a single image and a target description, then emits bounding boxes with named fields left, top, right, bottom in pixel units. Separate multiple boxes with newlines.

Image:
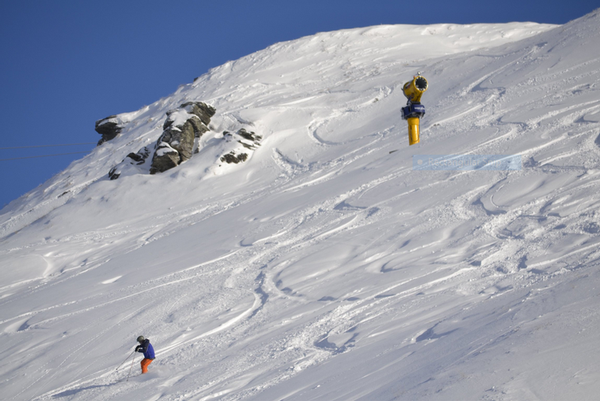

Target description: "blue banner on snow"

left=413, top=154, right=522, bottom=171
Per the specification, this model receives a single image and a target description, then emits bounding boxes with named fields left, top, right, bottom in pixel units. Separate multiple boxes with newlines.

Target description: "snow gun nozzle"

left=415, top=77, right=428, bottom=91
left=402, top=75, right=428, bottom=104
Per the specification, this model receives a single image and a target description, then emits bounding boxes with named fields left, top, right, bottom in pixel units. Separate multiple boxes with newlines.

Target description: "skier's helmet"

left=137, top=336, right=145, bottom=343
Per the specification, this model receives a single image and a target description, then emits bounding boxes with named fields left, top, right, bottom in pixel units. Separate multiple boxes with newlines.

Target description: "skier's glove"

left=135, top=345, right=142, bottom=352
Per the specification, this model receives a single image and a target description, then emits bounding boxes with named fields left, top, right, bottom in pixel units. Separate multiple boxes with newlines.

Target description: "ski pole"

left=116, top=350, right=135, bottom=371
left=126, top=354, right=136, bottom=381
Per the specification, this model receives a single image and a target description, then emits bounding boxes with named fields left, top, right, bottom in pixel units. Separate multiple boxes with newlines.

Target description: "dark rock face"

left=150, top=102, right=216, bottom=174
left=107, top=167, right=120, bottom=181
left=96, top=115, right=124, bottom=145
left=221, top=152, right=248, bottom=164
left=157, top=124, right=196, bottom=162
left=149, top=143, right=180, bottom=175
left=236, top=128, right=262, bottom=149
left=107, top=101, right=262, bottom=180
left=180, top=102, right=216, bottom=126
left=126, top=149, right=150, bottom=165
left=220, top=129, right=262, bottom=164
left=108, top=146, right=152, bottom=180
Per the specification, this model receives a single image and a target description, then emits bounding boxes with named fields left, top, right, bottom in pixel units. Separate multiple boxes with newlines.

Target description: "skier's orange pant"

left=141, top=358, right=153, bottom=374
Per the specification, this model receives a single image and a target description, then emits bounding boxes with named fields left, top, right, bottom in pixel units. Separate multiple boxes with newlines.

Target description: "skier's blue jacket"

left=136, top=339, right=155, bottom=360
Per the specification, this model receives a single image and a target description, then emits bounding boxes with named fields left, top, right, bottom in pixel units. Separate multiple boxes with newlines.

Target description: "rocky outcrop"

left=220, top=152, right=248, bottom=164
left=235, top=128, right=262, bottom=149
left=95, top=115, right=124, bottom=145
left=150, top=102, right=216, bottom=174
left=106, top=101, right=262, bottom=180
left=220, top=129, right=262, bottom=164
left=108, top=146, right=151, bottom=180
left=179, top=101, right=216, bottom=126
left=149, top=143, right=180, bottom=175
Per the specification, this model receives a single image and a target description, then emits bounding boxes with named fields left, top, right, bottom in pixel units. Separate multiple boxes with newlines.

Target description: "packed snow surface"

left=2, top=12, right=600, bottom=400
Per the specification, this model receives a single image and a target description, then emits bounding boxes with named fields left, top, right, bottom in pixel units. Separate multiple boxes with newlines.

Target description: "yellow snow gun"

left=401, top=74, right=428, bottom=145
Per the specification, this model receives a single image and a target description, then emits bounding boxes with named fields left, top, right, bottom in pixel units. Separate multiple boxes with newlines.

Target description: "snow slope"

left=1, top=11, right=600, bottom=400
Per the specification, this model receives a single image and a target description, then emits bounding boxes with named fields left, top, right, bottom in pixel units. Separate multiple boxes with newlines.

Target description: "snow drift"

left=1, top=10, right=600, bottom=401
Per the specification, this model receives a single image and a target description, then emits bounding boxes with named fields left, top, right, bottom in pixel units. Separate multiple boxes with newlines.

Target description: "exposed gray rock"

left=107, top=167, right=120, bottom=180
left=157, top=124, right=196, bottom=162
left=150, top=143, right=180, bottom=174
left=220, top=128, right=262, bottom=164
left=236, top=128, right=262, bottom=149
left=220, top=152, right=248, bottom=164
left=107, top=102, right=263, bottom=179
left=126, top=147, right=151, bottom=165
left=150, top=102, right=216, bottom=174
left=108, top=146, right=152, bottom=180
left=179, top=102, right=216, bottom=126
left=96, top=115, right=124, bottom=145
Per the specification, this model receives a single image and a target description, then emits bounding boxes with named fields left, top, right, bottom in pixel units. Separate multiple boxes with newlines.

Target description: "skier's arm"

left=135, top=340, right=149, bottom=353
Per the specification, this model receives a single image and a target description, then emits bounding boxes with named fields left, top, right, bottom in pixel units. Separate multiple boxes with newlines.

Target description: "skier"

left=135, top=335, right=155, bottom=374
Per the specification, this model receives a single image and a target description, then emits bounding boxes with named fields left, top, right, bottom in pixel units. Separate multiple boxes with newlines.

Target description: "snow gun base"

left=407, top=117, right=420, bottom=145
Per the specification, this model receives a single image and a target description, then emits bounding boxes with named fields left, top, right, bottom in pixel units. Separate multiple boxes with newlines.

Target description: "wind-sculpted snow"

left=1, top=11, right=600, bottom=401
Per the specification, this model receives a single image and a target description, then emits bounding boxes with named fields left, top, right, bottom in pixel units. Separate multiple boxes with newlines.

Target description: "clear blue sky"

left=1, top=0, right=597, bottom=208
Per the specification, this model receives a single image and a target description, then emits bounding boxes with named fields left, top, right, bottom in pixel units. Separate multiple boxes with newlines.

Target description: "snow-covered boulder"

left=95, top=115, right=124, bottom=145
left=220, top=128, right=262, bottom=164
left=150, top=102, right=215, bottom=173
left=179, top=101, right=215, bottom=126
left=107, top=146, right=151, bottom=180
left=149, top=143, right=180, bottom=175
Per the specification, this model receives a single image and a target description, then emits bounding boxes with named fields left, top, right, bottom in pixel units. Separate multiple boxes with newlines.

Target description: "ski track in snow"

left=2, top=12, right=600, bottom=401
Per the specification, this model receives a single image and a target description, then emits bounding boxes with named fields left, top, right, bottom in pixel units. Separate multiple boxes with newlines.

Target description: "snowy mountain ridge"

left=1, top=10, right=600, bottom=400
